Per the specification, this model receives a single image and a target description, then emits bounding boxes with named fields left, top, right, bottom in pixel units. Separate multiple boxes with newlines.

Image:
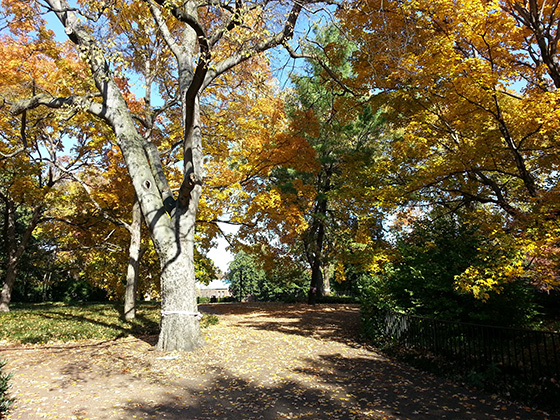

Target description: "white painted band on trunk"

left=161, top=310, right=203, bottom=319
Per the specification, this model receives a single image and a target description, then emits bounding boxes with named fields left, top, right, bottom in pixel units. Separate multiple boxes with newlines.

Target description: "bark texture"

left=124, top=195, right=143, bottom=320
left=306, top=170, right=331, bottom=305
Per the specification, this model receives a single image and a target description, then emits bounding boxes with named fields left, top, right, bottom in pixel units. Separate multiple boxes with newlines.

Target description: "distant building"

left=196, top=279, right=231, bottom=299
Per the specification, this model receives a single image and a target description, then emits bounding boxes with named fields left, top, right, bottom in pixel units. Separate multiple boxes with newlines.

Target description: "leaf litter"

left=1, top=303, right=557, bottom=419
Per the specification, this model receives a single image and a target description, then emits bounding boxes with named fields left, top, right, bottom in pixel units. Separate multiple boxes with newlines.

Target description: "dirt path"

left=1, top=303, right=557, bottom=420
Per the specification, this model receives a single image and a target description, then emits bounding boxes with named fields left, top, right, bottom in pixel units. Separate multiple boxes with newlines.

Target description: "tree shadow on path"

left=120, top=354, right=556, bottom=420
left=4, top=302, right=558, bottom=420
left=120, top=303, right=557, bottom=420
left=200, top=302, right=363, bottom=346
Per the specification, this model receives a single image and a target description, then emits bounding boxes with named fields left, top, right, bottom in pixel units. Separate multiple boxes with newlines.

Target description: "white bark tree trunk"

left=23, top=0, right=317, bottom=350
left=124, top=195, right=143, bottom=320
left=157, top=233, right=203, bottom=351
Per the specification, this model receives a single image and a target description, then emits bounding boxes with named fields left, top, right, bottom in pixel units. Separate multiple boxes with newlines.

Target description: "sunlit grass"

left=0, top=302, right=218, bottom=344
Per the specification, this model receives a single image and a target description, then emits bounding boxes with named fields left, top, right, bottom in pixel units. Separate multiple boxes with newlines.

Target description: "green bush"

left=0, top=359, right=14, bottom=418
left=316, top=295, right=359, bottom=304
left=200, top=314, right=219, bottom=327
left=359, top=213, right=540, bottom=341
left=357, top=273, right=396, bottom=344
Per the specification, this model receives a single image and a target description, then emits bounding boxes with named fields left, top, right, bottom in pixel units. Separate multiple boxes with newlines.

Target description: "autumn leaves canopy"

left=338, top=0, right=560, bottom=299
left=1, top=0, right=560, bottom=347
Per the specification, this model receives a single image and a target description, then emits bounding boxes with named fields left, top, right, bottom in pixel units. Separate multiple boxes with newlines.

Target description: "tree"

left=44, top=151, right=156, bottom=314
left=4, top=0, right=333, bottom=350
left=0, top=359, right=14, bottom=418
left=364, top=211, right=539, bottom=326
left=0, top=22, right=99, bottom=311
left=230, top=25, right=386, bottom=303
left=288, top=28, right=386, bottom=303
left=227, top=250, right=265, bottom=301
left=339, top=0, right=560, bottom=296
left=227, top=250, right=308, bottom=301
left=0, top=13, right=157, bottom=313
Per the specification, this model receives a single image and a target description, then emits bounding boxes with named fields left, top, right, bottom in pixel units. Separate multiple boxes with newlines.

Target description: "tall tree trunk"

left=115, top=125, right=203, bottom=351
left=156, top=228, right=203, bottom=351
left=322, top=263, right=332, bottom=297
left=307, top=170, right=331, bottom=305
left=0, top=196, right=41, bottom=312
left=124, top=194, right=143, bottom=320
left=156, top=82, right=204, bottom=349
left=307, top=209, right=326, bottom=305
left=308, top=259, right=323, bottom=305
left=156, top=172, right=203, bottom=350
left=0, top=263, right=18, bottom=313
left=307, top=221, right=325, bottom=305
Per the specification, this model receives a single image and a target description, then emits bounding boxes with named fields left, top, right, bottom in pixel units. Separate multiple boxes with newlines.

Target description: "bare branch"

left=202, top=0, right=325, bottom=89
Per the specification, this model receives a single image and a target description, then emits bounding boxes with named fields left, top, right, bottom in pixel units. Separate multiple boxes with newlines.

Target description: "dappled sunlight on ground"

left=1, top=303, right=557, bottom=419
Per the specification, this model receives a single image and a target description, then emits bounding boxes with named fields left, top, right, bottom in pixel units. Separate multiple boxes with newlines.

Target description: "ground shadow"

left=30, top=308, right=160, bottom=345
left=5, top=302, right=558, bottom=419
left=117, top=354, right=555, bottom=420
left=200, top=302, right=363, bottom=346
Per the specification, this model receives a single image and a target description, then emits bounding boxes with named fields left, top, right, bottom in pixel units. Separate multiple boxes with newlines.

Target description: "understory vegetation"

left=359, top=212, right=547, bottom=330
left=0, top=359, right=13, bottom=419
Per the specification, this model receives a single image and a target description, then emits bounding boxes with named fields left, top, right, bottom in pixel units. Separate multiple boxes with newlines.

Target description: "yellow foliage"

left=335, top=261, right=347, bottom=283
left=340, top=0, right=560, bottom=295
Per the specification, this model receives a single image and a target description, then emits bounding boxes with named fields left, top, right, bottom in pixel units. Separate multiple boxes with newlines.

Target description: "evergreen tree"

left=282, top=25, right=385, bottom=303
left=227, top=251, right=265, bottom=301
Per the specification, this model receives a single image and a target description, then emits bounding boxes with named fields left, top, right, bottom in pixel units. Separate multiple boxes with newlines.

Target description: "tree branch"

left=52, top=161, right=132, bottom=232
left=10, top=93, right=106, bottom=118
left=202, top=0, right=324, bottom=89
left=283, top=42, right=358, bottom=96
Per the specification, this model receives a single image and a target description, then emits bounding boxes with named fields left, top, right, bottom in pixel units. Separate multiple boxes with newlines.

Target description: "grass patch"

left=0, top=302, right=218, bottom=344
left=202, top=313, right=219, bottom=327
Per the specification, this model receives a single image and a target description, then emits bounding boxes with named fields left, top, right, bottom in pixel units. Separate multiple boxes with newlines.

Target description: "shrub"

left=357, top=273, right=396, bottom=344
left=0, top=359, right=14, bottom=418
left=359, top=213, right=540, bottom=339
left=200, top=314, right=219, bottom=328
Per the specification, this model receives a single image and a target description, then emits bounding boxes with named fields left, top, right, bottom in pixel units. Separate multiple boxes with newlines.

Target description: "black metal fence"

left=383, top=311, right=560, bottom=386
